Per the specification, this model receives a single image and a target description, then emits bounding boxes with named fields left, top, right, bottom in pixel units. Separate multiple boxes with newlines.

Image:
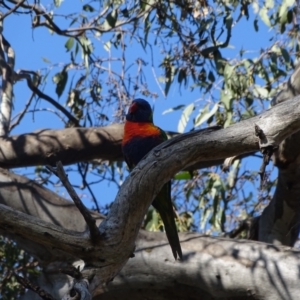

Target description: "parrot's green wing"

left=152, top=183, right=182, bottom=259
left=153, top=127, right=182, bottom=259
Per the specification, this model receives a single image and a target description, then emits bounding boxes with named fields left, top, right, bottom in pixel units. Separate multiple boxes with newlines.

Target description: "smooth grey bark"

left=0, top=124, right=124, bottom=168
left=1, top=92, right=300, bottom=298
left=0, top=16, right=14, bottom=137
left=99, top=232, right=300, bottom=300
left=0, top=123, right=228, bottom=171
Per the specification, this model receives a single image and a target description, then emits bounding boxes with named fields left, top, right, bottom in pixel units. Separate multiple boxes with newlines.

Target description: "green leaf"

left=254, top=19, right=259, bottom=32
left=208, top=71, right=215, bottom=82
left=178, top=68, right=187, bottom=85
left=54, top=0, right=63, bottom=7
left=253, top=85, right=269, bottom=98
left=104, top=41, right=111, bottom=52
left=142, top=13, right=152, bottom=49
left=265, top=0, right=274, bottom=9
left=287, top=9, right=293, bottom=23
left=121, top=8, right=129, bottom=18
left=285, top=0, right=295, bottom=6
left=83, top=4, right=95, bottom=12
left=224, top=63, right=235, bottom=81
left=65, top=37, right=74, bottom=52
left=225, top=15, right=233, bottom=30
left=281, top=47, right=290, bottom=65
left=221, top=89, right=233, bottom=111
left=259, top=7, right=271, bottom=27
left=145, top=209, right=160, bottom=231
left=162, top=104, right=185, bottom=115
left=164, top=64, right=175, bottom=96
left=214, top=50, right=225, bottom=75
left=178, top=103, right=194, bottom=133
left=194, top=103, right=219, bottom=127
left=106, top=9, right=118, bottom=28
left=279, top=6, right=288, bottom=25
left=53, top=69, right=68, bottom=98
left=252, top=1, right=259, bottom=13
left=42, top=57, right=51, bottom=64
left=174, top=172, right=192, bottom=180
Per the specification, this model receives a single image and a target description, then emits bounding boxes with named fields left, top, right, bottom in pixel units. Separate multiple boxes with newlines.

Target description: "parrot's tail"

left=152, top=195, right=183, bottom=260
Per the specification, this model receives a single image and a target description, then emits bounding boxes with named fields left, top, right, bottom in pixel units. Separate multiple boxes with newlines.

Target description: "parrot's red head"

left=126, top=99, right=153, bottom=123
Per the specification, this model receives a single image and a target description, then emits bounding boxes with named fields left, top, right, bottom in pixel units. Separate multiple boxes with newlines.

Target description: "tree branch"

left=14, top=273, right=55, bottom=300
left=0, top=124, right=124, bottom=168
left=100, top=231, right=300, bottom=300
left=15, top=70, right=80, bottom=127
left=0, top=21, right=14, bottom=136
left=51, top=161, right=101, bottom=243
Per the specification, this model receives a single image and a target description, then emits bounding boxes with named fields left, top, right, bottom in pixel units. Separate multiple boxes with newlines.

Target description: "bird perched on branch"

left=122, top=98, right=182, bottom=260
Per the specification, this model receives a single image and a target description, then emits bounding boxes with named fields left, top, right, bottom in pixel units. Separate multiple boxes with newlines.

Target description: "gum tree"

left=0, top=0, right=299, bottom=299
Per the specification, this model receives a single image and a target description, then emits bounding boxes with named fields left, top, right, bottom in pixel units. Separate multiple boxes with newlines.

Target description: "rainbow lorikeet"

left=122, top=99, right=183, bottom=260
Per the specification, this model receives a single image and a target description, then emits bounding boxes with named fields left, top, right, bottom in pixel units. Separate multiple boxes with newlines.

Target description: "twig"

left=9, top=90, right=35, bottom=131
left=48, top=161, right=101, bottom=243
left=6, top=0, right=155, bottom=36
left=11, top=107, right=67, bottom=130
left=15, top=70, right=80, bottom=127
left=77, top=163, right=100, bottom=213
left=14, top=273, right=55, bottom=300
left=0, top=0, right=26, bottom=20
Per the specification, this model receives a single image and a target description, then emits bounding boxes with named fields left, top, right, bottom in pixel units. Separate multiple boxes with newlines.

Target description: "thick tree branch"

left=98, top=231, right=300, bottom=300
left=0, top=124, right=124, bottom=168
left=20, top=231, right=300, bottom=300
left=0, top=203, right=92, bottom=256
left=0, top=123, right=229, bottom=171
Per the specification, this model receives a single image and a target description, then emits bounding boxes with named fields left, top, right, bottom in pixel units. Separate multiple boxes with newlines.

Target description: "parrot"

left=122, top=98, right=183, bottom=260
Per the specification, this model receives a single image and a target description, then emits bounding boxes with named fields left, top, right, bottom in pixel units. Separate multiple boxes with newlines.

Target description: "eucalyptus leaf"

left=178, top=103, right=194, bottom=133
left=259, top=7, right=271, bottom=27
left=53, top=69, right=68, bottom=98
left=194, top=103, right=219, bottom=128
left=54, top=0, right=62, bottom=7
left=65, top=37, right=74, bottom=52
left=174, top=172, right=192, bottom=180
